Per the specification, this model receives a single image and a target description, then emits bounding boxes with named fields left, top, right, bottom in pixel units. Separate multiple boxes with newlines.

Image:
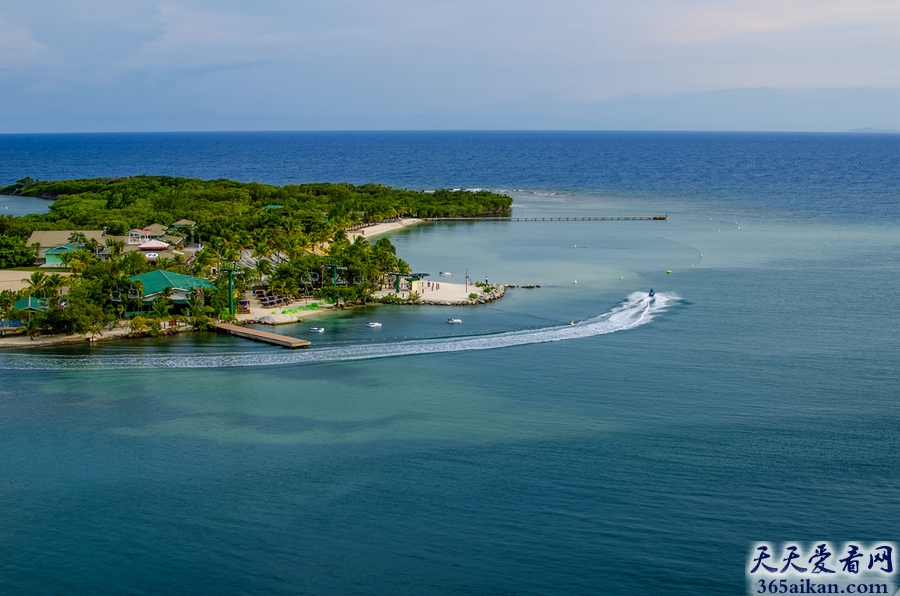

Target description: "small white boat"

left=439, top=271, right=451, bottom=276
left=309, top=327, right=325, bottom=333
left=365, top=322, right=382, bottom=328
left=447, top=318, right=462, bottom=324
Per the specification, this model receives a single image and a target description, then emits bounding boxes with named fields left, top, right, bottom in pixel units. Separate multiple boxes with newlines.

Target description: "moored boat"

left=309, top=327, right=325, bottom=332
left=365, top=322, right=382, bottom=328
left=447, top=318, right=462, bottom=324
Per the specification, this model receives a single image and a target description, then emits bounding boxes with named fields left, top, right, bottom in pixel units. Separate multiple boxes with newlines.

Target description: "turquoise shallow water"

left=1, top=132, right=898, bottom=595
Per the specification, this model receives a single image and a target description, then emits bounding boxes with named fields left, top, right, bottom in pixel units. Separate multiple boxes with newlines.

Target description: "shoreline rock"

left=256, top=313, right=304, bottom=325
left=415, top=283, right=508, bottom=306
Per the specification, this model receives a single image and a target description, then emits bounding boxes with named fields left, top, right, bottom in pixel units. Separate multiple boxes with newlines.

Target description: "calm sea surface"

left=1, top=132, right=899, bottom=595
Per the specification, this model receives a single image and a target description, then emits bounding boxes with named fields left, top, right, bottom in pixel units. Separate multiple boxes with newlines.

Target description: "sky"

left=0, top=0, right=898, bottom=132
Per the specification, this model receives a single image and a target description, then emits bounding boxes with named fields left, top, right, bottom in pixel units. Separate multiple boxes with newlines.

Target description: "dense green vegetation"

left=0, top=245, right=225, bottom=338
left=0, top=176, right=511, bottom=336
left=0, top=234, right=34, bottom=268
left=1, top=176, right=512, bottom=242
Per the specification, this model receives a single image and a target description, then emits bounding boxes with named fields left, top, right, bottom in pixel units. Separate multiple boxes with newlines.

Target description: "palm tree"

left=85, top=238, right=100, bottom=256
left=58, top=251, right=74, bottom=270
left=253, top=240, right=271, bottom=262
left=150, top=297, right=171, bottom=321
left=67, top=248, right=92, bottom=276
left=255, top=258, right=273, bottom=283
left=88, top=322, right=105, bottom=341
left=191, top=250, right=215, bottom=278
left=105, top=238, right=125, bottom=258
left=23, top=271, right=47, bottom=296
left=128, top=316, right=149, bottom=335
left=154, top=257, right=173, bottom=271
left=44, top=273, right=69, bottom=300
left=24, top=317, right=41, bottom=340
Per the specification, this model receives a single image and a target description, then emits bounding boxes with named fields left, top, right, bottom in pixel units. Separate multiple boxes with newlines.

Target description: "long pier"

left=423, top=215, right=666, bottom=222
left=215, top=323, right=311, bottom=349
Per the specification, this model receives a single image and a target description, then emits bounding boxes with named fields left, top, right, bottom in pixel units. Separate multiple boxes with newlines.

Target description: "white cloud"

left=1, top=0, right=898, bottom=131
left=0, top=18, right=47, bottom=69
left=655, top=0, right=900, bottom=45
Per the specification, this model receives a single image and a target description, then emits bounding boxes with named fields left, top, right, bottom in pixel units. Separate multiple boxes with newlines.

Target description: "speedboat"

left=439, top=271, right=451, bottom=276
left=365, top=322, right=382, bottom=328
left=309, top=327, right=325, bottom=333
left=648, top=289, right=655, bottom=297
left=447, top=318, right=462, bottom=324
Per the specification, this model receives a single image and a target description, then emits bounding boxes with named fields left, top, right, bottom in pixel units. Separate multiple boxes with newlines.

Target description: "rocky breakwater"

left=417, top=283, right=511, bottom=306
left=246, top=313, right=304, bottom=325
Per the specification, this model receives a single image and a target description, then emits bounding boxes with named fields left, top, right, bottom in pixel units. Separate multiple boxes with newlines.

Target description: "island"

left=0, top=176, right=512, bottom=345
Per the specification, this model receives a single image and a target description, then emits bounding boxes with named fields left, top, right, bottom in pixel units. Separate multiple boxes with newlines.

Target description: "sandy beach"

left=346, top=218, right=422, bottom=243
left=374, top=280, right=480, bottom=303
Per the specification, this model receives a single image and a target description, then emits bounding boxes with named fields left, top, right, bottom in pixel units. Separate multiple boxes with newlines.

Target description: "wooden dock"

left=215, top=323, right=311, bottom=349
left=423, top=215, right=666, bottom=222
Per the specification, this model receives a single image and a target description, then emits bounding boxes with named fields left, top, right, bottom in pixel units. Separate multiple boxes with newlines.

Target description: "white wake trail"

left=0, top=292, right=676, bottom=370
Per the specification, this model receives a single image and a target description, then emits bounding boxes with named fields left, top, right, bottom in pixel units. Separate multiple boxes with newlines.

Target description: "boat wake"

left=0, top=292, right=677, bottom=370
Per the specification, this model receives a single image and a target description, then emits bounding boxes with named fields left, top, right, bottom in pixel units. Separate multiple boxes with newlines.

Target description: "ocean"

left=1, top=132, right=898, bottom=595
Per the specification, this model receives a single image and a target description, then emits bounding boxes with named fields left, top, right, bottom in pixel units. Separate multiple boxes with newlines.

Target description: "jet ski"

left=648, top=289, right=655, bottom=297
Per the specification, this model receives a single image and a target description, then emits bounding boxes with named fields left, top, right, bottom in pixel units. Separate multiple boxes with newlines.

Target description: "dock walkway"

left=215, top=323, right=310, bottom=349
left=423, top=215, right=666, bottom=222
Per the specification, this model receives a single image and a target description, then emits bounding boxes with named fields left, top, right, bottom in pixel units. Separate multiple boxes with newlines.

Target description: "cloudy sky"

left=1, top=0, right=898, bottom=132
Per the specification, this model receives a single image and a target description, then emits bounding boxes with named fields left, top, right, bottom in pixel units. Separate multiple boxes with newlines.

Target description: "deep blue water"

left=1, top=132, right=899, bottom=595
left=2, top=131, right=899, bottom=219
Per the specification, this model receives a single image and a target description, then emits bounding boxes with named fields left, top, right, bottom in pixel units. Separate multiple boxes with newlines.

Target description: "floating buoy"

left=573, top=278, right=577, bottom=284
left=691, top=264, right=694, bottom=268
left=666, top=270, right=672, bottom=274
left=621, top=276, right=624, bottom=280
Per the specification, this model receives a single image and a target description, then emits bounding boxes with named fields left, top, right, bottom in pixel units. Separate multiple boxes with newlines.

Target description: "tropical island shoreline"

left=0, top=176, right=515, bottom=348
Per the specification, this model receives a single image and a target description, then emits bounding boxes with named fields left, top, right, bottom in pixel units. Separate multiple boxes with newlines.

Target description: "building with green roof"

left=13, top=297, right=49, bottom=312
left=44, top=244, right=78, bottom=266
left=129, top=270, right=216, bottom=304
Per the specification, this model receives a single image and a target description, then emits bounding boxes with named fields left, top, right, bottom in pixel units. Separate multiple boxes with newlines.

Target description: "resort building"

left=24, top=226, right=190, bottom=267
left=129, top=270, right=216, bottom=304
left=26, top=230, right=105, bottom=248
left=26, top=230, right=105, bottom=265
left=42, top=244, right=78, bottom=266
left=12, top=296, right=49, bottom=312
left=170, top=219, right=196, bottom=231
left=144, top=224, right=168, bottom=238
left=126, top=229, right=151, bottom=244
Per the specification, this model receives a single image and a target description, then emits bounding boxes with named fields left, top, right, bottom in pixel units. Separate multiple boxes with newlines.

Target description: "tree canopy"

left=1, top=176, right=512, bottom=243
